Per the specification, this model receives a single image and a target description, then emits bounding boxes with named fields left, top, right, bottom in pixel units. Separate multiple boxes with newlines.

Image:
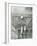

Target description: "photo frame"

left=5, top=2, right=36, bottom=44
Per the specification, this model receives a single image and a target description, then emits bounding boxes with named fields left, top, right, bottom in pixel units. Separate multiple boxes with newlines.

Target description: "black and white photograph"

left=11, top=6, right=32, bottom=39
